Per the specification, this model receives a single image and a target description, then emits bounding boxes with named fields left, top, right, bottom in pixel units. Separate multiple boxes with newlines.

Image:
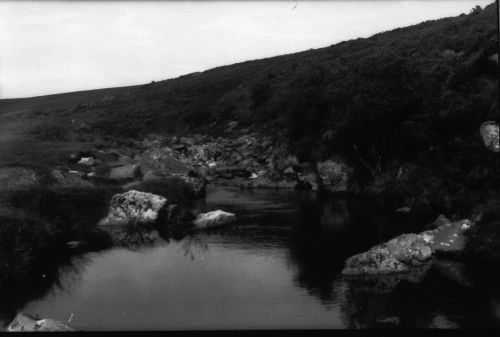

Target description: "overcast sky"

left=0, top=0, right=494, bottom=99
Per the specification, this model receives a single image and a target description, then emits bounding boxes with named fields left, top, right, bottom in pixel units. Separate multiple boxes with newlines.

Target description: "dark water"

left=3, top=186, right=500, bottom=330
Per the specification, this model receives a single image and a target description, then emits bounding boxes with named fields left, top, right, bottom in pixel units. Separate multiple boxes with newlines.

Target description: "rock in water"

left=98, top=190, right=168, bottom=226
left=7, top=313, right=74, bottom=332
left=317, top=158, right=353, bottom=193
left=342, top=233, right=433, bottom=274
left=51, top=169, right=94, bottom=188
left=109, top=164, right=140, bottom=180
left=193, top=210, right=236, bottom=229
left=480, top=121, right=499, bottom=152
left=0, top=167, right=38, bottom=192
left=423, top=219, right=473, bottom=254
left=140, top=148, right=190, bottom=176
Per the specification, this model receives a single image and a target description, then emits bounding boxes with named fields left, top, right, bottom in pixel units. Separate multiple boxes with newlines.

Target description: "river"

left=4, top=186, right=500, bottom=330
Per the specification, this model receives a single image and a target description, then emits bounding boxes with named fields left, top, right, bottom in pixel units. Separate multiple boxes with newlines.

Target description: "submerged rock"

left=7, top=313, right=74, bottom=332
left=480, top=121, right=499, bottom=152
left=98, top=190, right=168, bottom=226
left=0, top=167, right=38, bottom=192
left=193, top=210, right=236, bottom=229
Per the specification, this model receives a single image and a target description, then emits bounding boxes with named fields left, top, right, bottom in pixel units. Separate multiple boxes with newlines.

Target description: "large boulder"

left=109, top=164, right=141, bottom=180
left=7, top=313, right=74, bottom=332
left=480, top=121, right=499, bottom=152
left=51, top=169, right=94, bottom=189
left=0, top=167, right=38, bottom=192
left=98, top=190, right=168, bottom=226
left=193, top=210, right=236, bottom=229
left=317, top=158, right=354, bottom=193
left=140, top=148, right=190, bottom=177
left=342, top=233, right=433, bottom=275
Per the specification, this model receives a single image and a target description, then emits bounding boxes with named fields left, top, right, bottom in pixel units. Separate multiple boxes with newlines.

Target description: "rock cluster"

left=342, top=217, right=474, bottom=275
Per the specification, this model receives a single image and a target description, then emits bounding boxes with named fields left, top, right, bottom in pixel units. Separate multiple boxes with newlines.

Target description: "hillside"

left=0, top=3, right=498, bottom=217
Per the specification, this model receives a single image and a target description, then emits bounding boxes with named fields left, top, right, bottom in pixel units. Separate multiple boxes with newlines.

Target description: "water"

left=4, top=187, right=500, bottom=330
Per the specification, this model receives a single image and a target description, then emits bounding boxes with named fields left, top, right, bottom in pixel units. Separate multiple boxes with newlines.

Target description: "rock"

left=193, top=210, right=236, bottom=229
left=140, top=148, right=190, bottom=177
left=317, top=158, right=353, bottom=193
left=109, top=164, right=141, bottom=180
left=480, top=121, right=499, bottom=152
left=51, top=169, right=94, bottom=188
left=78, top=156, right=95, bottom=166
left=7, top=313, right=74, bottom=332
left=395, top=206, right=411, bottom=213
left=425, top=214, right=452, bottom=229
left=98, top=190, right=168, bottom=226
left=297, top=166, right=321, bottom=192
left=179, top=173, right=206, bottom=197
left=142, top=134, right=166, bottom=148
left=66, top=241, right=82, bottom=249
left=0, top=167, right=38, bottom=192
left=342, top=233, right=433, bottom=275
left=425, top=219, right=473, bottom=254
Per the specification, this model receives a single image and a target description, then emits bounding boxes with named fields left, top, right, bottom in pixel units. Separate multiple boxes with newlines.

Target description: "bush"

left=30, top=122, right=68, bottom=141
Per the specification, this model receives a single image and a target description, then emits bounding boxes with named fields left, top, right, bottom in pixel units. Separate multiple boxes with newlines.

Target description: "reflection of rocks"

left=343, top=264, right=431, bottom=294
left=98, top=190, right=168, bottom=226
left=433, top=260, right=472, bottom=288
left=7, top=313, right=74, bottom=332
left=319, top=198, right=350, bottom=231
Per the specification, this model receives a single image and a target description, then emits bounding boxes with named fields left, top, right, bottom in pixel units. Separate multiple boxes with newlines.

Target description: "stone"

left=193, top=210, right=236, bottom=229
left=342, top=233, right=433, bottom=275
left=51, top=169, right=94, bottom=189
left=142, top=134, right=166, bottom=148
left=480, top=121, right=499, bottom=152
left=426, top=219, right=473, bottom=254
left=78, top=156, right=95, bottom=166
left=109, top=164, right=141, bottom=180
left=98, top=190, right=168, bottom=226
left=7, top=313, right=74, bottom=332
left=297, top=170, right=321, bottom=192
left=317, top=158, right=353, bottom=193
left=0, top=167, right=38, bottom=192
left=396, top=206, right=411, bottom=213
left=140, top=148, right=190, bottom=177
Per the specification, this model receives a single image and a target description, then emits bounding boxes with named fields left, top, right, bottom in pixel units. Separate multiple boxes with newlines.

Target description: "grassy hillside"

left=0, top=3, right=498, bottom=216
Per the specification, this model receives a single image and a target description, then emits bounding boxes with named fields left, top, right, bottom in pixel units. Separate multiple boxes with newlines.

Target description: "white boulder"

left=193, top=210, right=236, bottom=229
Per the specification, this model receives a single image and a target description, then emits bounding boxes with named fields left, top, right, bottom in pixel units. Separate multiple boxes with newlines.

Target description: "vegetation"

left=0, top=3, right=497, bottom=218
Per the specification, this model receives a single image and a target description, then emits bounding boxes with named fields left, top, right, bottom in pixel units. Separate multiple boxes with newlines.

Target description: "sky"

left=0, top=0, right=495, bottom=99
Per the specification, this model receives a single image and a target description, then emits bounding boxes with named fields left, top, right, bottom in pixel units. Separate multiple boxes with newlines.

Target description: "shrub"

left=30, top=122, right=68, bottom=141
